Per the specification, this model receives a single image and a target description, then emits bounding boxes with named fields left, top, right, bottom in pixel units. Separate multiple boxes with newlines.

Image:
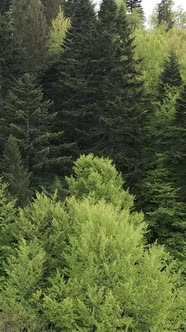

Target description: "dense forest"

left=0, top=0, right=186, bottom=331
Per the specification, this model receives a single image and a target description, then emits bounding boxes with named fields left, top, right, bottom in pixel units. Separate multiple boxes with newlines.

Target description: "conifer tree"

left=2, top=135, right=31, bottom=207
left=0, top=0, right=11, bottom=14
left=42, top=0, right=64, bottom=23
left=142, top=154, right=186, bottom=259
left=94, top=1, right=146, bottom=195
left=0, top=12, right=26, bottom=115
left=157, top=0, right=174, bottom=30
left=169, top=84, right=186, bottom=203
left=3, top=73, right=66, bottom=188
left=158, top=50, right=183, bottom=101
left=125, top=0, right=143, bottom=13
left=12, top=0, right=49, bottom=70
left=42, top=0, right=97, bottom=161
left=0, top=179, right=17, bottom=277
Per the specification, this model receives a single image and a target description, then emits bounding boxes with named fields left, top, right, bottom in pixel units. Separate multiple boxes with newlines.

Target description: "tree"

left=157, top=0, right=174, bottom=30
left=42, top=155, right=185, bottom=331
left=93, top=1, right=146, bottom=197
left=169, top=84, right=186, bottom=203
left=158, top=50, right=183, bottom=101
left=2, top=135, right=31, bottom=207
left=0, top=12, right=26, bottom=118
left=0, top=179, right=17, bottom=277
left=142, top=154, right=186, bottom=259
left=3, top=73, right=66, bottom=188
left=42, top=0, right=64, bottom=23
left=42, top=0, right=97, bottom=163
left=0, top=0, right=11, bottom=14
left=12, top=0, right=49, bottom=70
left=125, top=0, right=143, bottom=14
left=48, top=5, right=71, bottom=55
left=0, top=239, right=46, bottom=331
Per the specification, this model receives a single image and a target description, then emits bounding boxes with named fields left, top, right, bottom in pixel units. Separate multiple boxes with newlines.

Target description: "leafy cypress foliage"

left=158, top=50, right=183, bottom=101
left=157, top=0, right=174, bottom=30
left=2, top=135, right=31, bottom=207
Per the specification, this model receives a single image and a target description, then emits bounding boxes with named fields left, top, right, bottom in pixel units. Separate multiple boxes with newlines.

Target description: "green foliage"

left=66, top=154, right=134, bottom=210
left=0, top=12, right=26, bottom=115
left=48, top=5, right=71, bottom=55
left=2, top=135, right=31, bottom=207
left=157, top=0, right=174, bottom=31
left=0, top=178, right=17, bottom=276
left=12, top=0, right=49, bottom=70
left=43, top=197, right=185, bottom=331
left=15, top=192, right=70, bottom=274
left=158, top=50, right=183, bottom=101
left=3, top=73, right=66, bottom=188
left=0, top=239, right=46, bottom=331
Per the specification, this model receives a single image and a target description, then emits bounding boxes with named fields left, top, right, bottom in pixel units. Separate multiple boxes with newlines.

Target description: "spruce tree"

left=42, top=0, right=97, bottom=162
left=42, top=0, right=64, bottom=23
left=12, top=0, right=49, bottom=70
left=158, top=50, right=183, bottom=102
left=0, top=12, right=26, bottom=114
left=157, top=0, right=174, bottom=30
left=142, top=154, right=186, bottom=259
left=169, top=84, right=186, bottom=203
left=94, top=1, right=146, bottom=195
left=3, top=73, right=66, bottom=188
left=2, top=135, right=31, bottom=207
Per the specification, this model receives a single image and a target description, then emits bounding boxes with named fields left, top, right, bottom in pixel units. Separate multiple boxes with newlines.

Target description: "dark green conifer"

left=3, top=73, right=67, bottom=189
left=169, top=84, right=186, bottom=203
left=0, top=0, right=11, bottom=14
left=2, top=135, right=31, bottom=207
left=157, top=0, right=174, bottom=30
left=125, top=0, right=143, bottom=13
left=158, top=50, right=183, bottom=101
left=42, top=0, right=97, bottom=162
left=94, top=1, right=146, bottom=195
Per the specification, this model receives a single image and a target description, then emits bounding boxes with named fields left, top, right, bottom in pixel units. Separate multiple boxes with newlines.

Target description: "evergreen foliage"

left=3, top=73, right=66, bottom=188
left=169, top=84, right=186, bottom=203
left=125, top=0, right=143, bottom=13
left=158, top=50, right=183, bottom=101
left=0, top=0, right=11, bottom=14
left=0, top=12, right=26, bottom=115
left=12, top=0, right=49, bottom=70
left=0, top=179, right=17, bottom=277
left=157, top=0, right=174, bottom=30
left=2, top=135, right=31, bottom=207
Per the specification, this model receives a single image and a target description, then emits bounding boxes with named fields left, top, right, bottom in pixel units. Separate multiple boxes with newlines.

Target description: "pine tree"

left=12, top=0, right=49, bottom=71
left=3, top=73, right=66, bottom=188
left=158, top=50, right=183, bottom=101
left=157, top=0, right=174, bottom=30
left=2, top=135, right=31, bottom=207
